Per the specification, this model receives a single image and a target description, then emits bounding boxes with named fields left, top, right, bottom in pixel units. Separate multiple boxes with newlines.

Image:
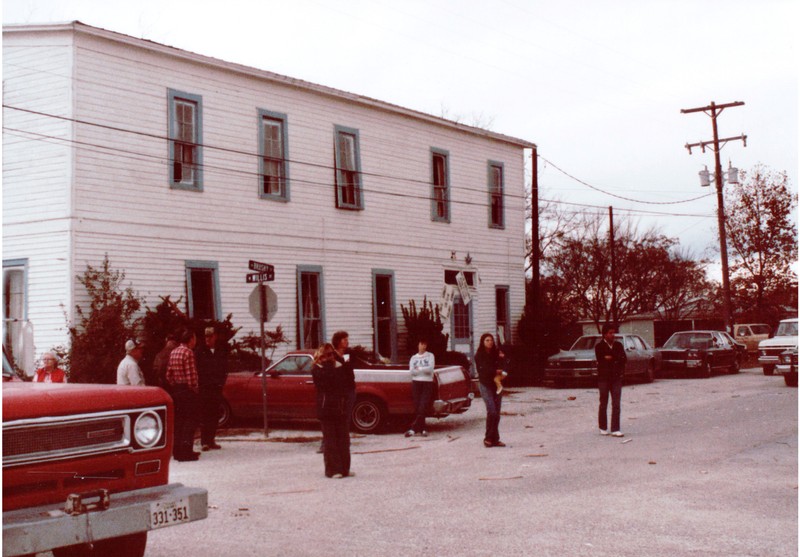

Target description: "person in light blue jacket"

left=405, top=339, right=435, bottom=437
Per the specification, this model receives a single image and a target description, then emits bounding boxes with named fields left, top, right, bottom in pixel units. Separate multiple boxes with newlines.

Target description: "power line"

left=538, top=155, right=715, bottom=206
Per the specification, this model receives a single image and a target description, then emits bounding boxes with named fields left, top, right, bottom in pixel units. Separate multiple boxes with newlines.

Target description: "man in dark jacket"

left=195, top=326, right=229, bottom=451
left=595, top=324, right=627, bottom=437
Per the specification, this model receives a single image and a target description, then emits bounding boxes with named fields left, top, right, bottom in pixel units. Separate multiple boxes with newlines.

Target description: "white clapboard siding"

left=4, top=22, right=533, bottom=363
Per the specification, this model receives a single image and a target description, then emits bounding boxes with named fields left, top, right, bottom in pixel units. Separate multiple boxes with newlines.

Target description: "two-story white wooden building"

left=2, top=21, right=535, bottom=372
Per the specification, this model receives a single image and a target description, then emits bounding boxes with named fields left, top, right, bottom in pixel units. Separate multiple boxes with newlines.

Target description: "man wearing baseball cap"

left=117, top=339, right=145, bottom=386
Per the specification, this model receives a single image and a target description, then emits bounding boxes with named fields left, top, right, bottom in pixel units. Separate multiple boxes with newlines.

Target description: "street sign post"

left=246, top=260, right=275, bottom=438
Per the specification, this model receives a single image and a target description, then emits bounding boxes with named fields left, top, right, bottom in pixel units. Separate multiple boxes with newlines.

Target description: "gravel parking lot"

left=138, top=367, right=797, bottom=557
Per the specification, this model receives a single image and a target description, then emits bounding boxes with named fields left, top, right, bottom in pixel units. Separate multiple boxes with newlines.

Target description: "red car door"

left=261, top=354, right=316, bottom=418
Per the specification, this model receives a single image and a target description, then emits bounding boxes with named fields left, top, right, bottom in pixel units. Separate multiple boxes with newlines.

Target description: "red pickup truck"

left=221, top=351, right=474, bottom=433
left=2, top=381, right=207, bottom=557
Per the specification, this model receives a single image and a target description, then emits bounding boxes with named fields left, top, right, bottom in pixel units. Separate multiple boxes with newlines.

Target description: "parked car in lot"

left=544, top=333, right=659, bottom=385
left=657, top=330, right=740, bottom=378
left=758, top=318, right=798, bottom=376
left=720, top=331, right=748, bottom=366
left=776, top=348, right=798, bottom=387
left=733, top=323, right=771, bottom=353
left=220, top=351, right=473, bottom=433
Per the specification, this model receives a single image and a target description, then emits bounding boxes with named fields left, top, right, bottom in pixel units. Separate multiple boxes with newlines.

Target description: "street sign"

left=249, top=260, right=274, bottom=274
left=246, top=271, right=274, bottom=283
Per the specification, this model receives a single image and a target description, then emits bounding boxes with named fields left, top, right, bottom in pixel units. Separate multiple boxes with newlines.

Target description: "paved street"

left=143, top=368, right=796, bottom=557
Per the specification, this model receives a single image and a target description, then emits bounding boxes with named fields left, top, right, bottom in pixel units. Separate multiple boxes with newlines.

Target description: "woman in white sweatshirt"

left=405, top=339, right=435, bottom=437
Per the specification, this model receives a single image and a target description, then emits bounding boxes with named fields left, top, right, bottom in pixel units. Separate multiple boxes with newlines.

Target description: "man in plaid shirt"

left=167, top=329, right=201, bottom=461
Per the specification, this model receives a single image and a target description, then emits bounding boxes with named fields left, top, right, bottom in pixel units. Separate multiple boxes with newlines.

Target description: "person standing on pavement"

left=405, top=338, right=435, bottom=437
left=195, top=326, right=229, bottom=451
left=153, top=333, right=178, bottom=389
left=312, top=343, right=352, bottom=478
left=166, top=328, right=201, bottom=461
left=595, top=324, right=627, bottom=437
left=332, top=330, right=356, bottom=427
left=117, top=339, right=145, bottom=386
left=475, top=333, right=506, bottom=448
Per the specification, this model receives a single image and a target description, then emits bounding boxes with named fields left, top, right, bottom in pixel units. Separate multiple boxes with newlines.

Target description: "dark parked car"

left=544, top=334, right=659, bottom=386
left=720, top=331, right=747, bottom=365
left=657, top=330, right=740, bottom=378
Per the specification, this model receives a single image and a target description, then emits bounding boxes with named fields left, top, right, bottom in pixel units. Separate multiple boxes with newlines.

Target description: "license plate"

left=150, top=498, right=191, bottom=529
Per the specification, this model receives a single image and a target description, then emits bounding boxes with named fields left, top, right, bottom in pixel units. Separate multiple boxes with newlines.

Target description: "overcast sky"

left=3, top=0, right=798, bottom=276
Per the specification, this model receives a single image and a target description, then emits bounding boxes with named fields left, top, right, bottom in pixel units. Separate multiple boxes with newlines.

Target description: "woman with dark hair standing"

left=475, top=333, right=506, bottom=447
left=312, top=343, right=352, bottom=478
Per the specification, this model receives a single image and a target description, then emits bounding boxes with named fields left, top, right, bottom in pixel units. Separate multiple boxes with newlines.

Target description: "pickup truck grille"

left=4, top=417, right=127, bottom=464
left=3, top=407, right=167, bottom=467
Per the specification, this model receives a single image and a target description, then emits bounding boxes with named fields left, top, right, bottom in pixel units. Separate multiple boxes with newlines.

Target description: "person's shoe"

left=493, top=441, right=506, bottom=447
left=208, top=442, right=222, bottom=450
left=421, top=430, right=428, bottom=437
left=201, top=444, right=211, bottom=452
left=599, top=429, right=610, bottom=436
left=484, top=439, right=493, bottom=448
left=332, top=473, right=344, bottom=479
left=404, top=429, right=415, bottom=437
left=611, top=431, right=624, bottom=437
left=176, top=452, right=200, bottom=462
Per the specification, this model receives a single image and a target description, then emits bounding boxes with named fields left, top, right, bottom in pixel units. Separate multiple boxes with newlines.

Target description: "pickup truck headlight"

left=134, top=411, right=163, bottom=448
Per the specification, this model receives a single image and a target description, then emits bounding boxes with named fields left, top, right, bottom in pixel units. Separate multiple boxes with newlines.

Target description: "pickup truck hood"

left=2, top=382, right=172, bottom=421
left=759, top=336, right=798, bottom=349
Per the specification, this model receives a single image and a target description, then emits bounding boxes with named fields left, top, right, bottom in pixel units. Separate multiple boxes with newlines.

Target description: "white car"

left=758, top=318, right=798, bottom=376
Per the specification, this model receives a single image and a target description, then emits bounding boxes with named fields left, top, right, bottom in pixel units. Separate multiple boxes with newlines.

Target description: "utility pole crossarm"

left=680, top=101, right=745, bottom=115
left=684, top=134, right=747, bottom=154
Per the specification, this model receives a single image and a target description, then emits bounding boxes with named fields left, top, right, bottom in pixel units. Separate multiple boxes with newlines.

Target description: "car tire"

left=217, top=399, right=232, bottom=428
left=784, top=374, right=798, bottom=387
left=351, top=396, right=386, bottom=434
left=763, top=365, right=775, bottom=376
left=699, top=361, right=712, bottom=378
left=53, top=533, right=147, bottom=557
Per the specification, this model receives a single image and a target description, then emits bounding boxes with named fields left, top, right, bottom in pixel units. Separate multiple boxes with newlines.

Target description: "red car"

left=221, top=351, right=474, bottom=433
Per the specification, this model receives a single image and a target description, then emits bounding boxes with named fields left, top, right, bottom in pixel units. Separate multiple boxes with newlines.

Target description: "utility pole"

left=530, top=147, right=542, bottom=375
left=609, top=206, right=617, bottom=326
left=681, top=101, right=746, bottom=333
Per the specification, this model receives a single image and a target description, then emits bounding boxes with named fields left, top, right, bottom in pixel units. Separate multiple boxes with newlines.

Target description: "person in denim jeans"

left=475, top=333, right=506, bottom=447
left=595, top=324, right=627, bottom=437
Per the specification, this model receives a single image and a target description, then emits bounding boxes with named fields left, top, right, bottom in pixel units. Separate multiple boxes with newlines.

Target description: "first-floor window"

left=185, top=261, right=220, bottom=320
left=297, top=266, right=324, bottom=349
left=495, top=286, right=510, bottom=344
left=3, top=259, right=27, bottom=361
left=373, top=270, right=396, bottom=361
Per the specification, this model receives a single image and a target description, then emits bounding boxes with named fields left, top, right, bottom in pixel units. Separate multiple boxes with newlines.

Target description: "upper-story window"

left=488, top=161, right=504, bottom=229
left=334, top=125, right=363, bottom=210
left=431, top=148, right=450, bottom=222
left=259, top=109, right=289, bottom=200
left=168, top=89, right=203, bottom=191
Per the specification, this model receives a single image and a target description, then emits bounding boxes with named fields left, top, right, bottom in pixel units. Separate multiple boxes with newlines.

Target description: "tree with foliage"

left=68, top=256, right=143, bottom=383
left=400, top=297, right=449, bottom=360
left=539, top=213, right=711, bottom=331
left=725, top=164, right=798, bottom=324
